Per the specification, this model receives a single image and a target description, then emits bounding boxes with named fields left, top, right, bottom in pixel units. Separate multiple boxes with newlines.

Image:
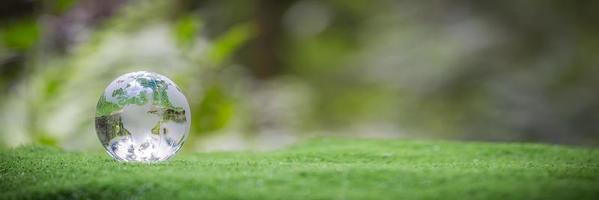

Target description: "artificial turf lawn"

left=1, top=138, right=598, bottom=199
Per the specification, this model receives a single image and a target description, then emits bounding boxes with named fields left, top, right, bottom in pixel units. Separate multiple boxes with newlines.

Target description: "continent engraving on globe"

left=95, top=71, right=191, bottom=162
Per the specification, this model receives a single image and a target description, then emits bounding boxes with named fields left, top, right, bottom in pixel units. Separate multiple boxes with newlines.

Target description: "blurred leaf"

left=43, top=76, right=63, bottom=99
left=36, top=134, right=59, bottom=147
left=173, top=14, right=202, bottom=48
left=208, top=22, right=256, bottom=65
left=1, top=19, right=40, bottom=51
left=192, top=86, right=235, bottom=134
left=52, top=0, right=78, bottom=14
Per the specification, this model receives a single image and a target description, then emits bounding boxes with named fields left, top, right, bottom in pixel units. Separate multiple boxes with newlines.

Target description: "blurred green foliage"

left=174, top=15, right=202, bottom=48
left=51, top=0, right=77, bottom=14
left=193, top=86, right=235, bottom=134
left=1, top=0, right=599, bottom=150
left=1, top=19, right=39, bottom=50
left=208, top=23, right=255, bottom=65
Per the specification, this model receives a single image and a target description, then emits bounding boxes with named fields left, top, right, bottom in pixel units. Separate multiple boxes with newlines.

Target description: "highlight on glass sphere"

left=95, top=71, right=191, bottom=162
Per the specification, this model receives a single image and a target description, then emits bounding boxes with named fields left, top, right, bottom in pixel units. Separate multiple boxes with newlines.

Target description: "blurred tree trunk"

left=246, top=0, right=293, bottom=79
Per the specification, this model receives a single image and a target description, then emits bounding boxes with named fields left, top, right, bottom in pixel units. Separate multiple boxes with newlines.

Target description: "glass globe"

left=95, top=71, right=191, bottom=162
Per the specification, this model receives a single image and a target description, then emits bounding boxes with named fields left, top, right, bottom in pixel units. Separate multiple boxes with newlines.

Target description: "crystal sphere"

left=95, top=71, right=190, bottom=162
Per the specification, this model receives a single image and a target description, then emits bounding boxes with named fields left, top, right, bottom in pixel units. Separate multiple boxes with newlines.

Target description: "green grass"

left=1, top=138, right=598, bottom=199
